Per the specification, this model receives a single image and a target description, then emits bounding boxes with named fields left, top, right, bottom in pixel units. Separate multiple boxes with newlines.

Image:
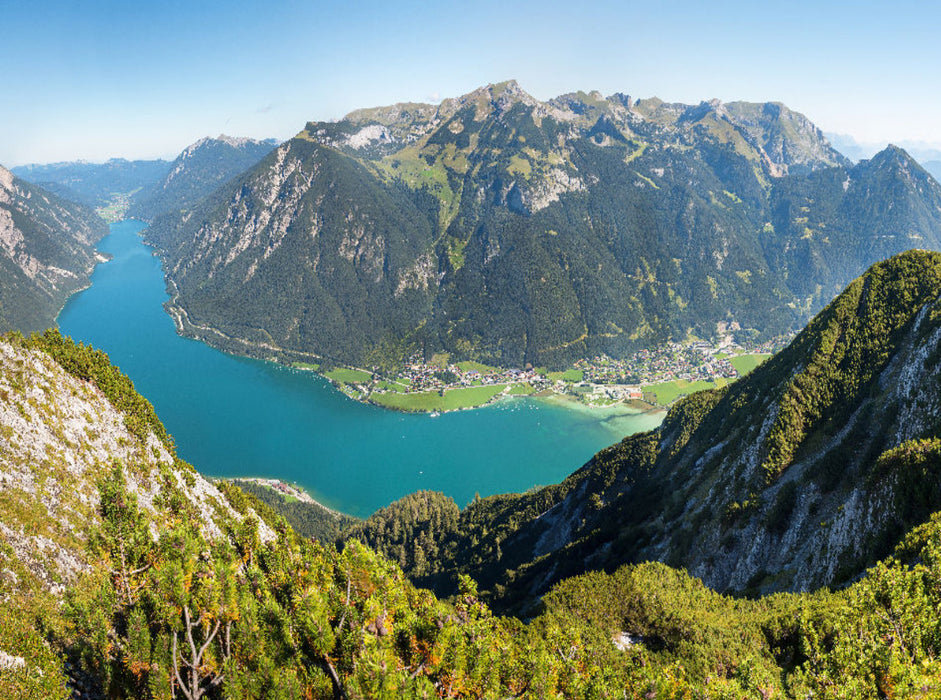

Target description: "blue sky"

left=3, top=0, right=939, bottom=165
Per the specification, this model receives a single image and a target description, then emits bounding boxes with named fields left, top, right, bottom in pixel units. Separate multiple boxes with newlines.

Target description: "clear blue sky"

left=3, top=0, right=939, bottom=165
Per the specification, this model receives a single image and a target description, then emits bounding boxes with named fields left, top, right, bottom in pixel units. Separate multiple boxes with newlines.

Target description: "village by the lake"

left=294, top=325, right=793, bottom=414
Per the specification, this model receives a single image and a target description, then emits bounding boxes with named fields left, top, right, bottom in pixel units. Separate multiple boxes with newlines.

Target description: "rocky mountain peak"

left=869, top=143, right=917, bottom=168
left=144, top=82, right=941, bottom=371
left=128, top=134, right=278, bottom=221
left=216, top=133, right=274, bottom=148
left=180, top=134, right=275, bottom=159
left=440, top=79, right=539, bottom=120
left=857, top=144, right=941, bottom=196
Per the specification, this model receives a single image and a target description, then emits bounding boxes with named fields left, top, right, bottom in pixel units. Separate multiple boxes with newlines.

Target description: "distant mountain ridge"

left=825, top=131, right=941, bottom=164
left=128, top=135, right=278, bottom=221
left=12, top=136, right=278, bottom=222
left=12, top=158, right=170, bottom=209
left=0, top=165, right=108, bottom=333
left=145, top=81, right=941, bottom=370
left=923, top=160, right=941, bottom=182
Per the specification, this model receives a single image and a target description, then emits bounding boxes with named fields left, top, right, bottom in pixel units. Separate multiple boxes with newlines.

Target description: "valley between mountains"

left=5, top=82, right=941, bottom=698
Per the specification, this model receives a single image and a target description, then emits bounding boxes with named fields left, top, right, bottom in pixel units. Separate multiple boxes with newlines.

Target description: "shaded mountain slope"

left=149, top=138, right=439, bottom=362
left=0, top=166, right=108, bottom=333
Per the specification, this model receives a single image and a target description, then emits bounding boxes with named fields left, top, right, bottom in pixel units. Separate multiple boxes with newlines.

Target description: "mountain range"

left=0, top=136, right=280, bottom=337
left=825, top=131, right=941, bottom=166
left=12, top=136, right=279, bottom=225
left=144, top=81, right=941, bottom=371
left=6, top=81, right=941, bottom=697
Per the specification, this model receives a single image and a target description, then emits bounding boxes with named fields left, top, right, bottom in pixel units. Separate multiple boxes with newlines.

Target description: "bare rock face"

left=0, top=338, right=271, bottom=595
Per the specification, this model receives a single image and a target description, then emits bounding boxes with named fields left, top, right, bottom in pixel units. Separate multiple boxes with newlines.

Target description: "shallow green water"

left=58, top=221, right=664, bottom=517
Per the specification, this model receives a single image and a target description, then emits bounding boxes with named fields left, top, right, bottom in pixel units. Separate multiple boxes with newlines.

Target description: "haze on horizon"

left=3, top=0, right=939, bottom=166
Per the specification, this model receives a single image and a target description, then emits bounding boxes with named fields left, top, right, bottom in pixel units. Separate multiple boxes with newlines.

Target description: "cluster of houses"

left=580, top=342, right=741, bottom=386
left=589, top=384, right=645, bottom=401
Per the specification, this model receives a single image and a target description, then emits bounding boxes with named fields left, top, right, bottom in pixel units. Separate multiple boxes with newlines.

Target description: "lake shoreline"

left=159, top=293, right=668, bottom=418
left=57, top=220, right=666, bottom=518
left=227, top=477, right=351, bottom=520
left=139, top=219, right=768, bottom=420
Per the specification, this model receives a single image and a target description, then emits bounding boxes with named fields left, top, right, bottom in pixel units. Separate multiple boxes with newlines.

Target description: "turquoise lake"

left=58, top=221, right=665, bottom=517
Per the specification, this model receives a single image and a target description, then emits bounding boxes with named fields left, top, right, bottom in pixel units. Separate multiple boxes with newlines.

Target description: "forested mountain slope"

left=146, top=81, right=941, bottom=369
left=0, top=166, right=108, bottom=333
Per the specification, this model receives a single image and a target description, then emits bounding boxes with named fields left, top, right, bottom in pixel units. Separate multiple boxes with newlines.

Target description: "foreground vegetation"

left=7, top=461, right=941, bottom=699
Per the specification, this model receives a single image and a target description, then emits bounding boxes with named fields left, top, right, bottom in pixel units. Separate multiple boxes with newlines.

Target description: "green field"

left=375, top=380, right=409, bottom=393
left=547, top=369, right=584, bottom=382
left=96, top=203, right=128, bottom=223
left=728, top=354, right=771, bottom=376
left=646, top=378, right=728, bottom=406
left=325, top=367, right=373, bottom=384
left=369, top=384, right=507, bottom=412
